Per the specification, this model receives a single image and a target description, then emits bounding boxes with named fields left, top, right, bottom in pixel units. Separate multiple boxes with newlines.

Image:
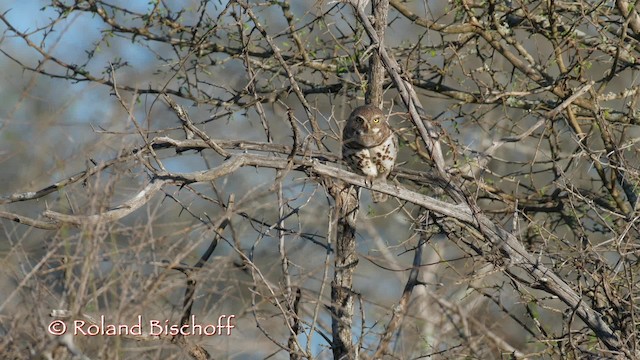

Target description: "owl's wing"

left=391, top=132, right=399, bottom=171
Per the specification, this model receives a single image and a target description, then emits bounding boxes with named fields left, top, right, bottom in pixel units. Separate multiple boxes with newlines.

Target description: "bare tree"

left=1, top=0, right=640, bottom=358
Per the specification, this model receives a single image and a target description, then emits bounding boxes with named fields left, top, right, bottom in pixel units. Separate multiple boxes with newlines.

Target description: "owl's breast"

left=357, top=134, right=383, bottom=148
left=369, top=134, right=398, bottom=174
left=343, top=128, right=398, bottom=179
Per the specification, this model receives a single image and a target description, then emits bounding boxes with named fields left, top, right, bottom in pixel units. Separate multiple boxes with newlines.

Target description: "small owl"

left=342, top=105, right=398, bottom=202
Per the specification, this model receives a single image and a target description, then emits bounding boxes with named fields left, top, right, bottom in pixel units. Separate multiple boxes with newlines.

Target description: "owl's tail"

left=371, top=190, right=388, bottom=203
left=371, top=179, right=389, bottom=203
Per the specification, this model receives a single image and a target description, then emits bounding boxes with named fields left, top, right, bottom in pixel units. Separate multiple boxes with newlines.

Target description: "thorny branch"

left=2, top=0, right=640, bottom=358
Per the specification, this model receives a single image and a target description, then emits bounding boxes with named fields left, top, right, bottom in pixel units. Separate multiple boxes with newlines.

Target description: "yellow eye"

left=373, top=117, right=380, bottom=123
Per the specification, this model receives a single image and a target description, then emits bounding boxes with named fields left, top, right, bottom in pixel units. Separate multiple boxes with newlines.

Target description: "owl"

left=342, top=105, right=398, bottom=202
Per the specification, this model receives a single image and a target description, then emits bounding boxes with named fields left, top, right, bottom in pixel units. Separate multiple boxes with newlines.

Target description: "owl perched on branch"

left=342, top=105, right=398, bottom=203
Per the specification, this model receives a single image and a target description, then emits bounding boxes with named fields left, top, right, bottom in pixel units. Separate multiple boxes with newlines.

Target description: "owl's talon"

left=365, top=176, right=374, bottom=189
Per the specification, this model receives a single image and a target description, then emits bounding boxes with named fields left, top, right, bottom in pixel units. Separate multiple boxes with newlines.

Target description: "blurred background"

left=1, top=0, right=639, bottom=358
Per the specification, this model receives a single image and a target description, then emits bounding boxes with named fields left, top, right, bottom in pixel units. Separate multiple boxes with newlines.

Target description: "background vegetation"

left=1, top=0, right=640, bottom=358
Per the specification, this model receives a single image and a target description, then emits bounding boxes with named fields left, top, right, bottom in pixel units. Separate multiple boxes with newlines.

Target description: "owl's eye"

left=372, top=117, right=380, bottom=123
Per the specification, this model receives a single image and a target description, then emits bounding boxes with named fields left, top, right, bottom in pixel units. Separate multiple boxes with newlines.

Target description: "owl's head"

left=348, top=105, right=386, bottom=135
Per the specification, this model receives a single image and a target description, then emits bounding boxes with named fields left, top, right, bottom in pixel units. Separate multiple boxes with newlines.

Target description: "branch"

left=373, top=218, right=429, bottom=358
left=2, top=147, right=627, bottom=355
left=162, top=95, right=230, bottom=158
left=351, top=3, right=447, bottom=176
left=43, top=180, right=169, bottom=225
left=348, top=3, right=626, bottom=354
